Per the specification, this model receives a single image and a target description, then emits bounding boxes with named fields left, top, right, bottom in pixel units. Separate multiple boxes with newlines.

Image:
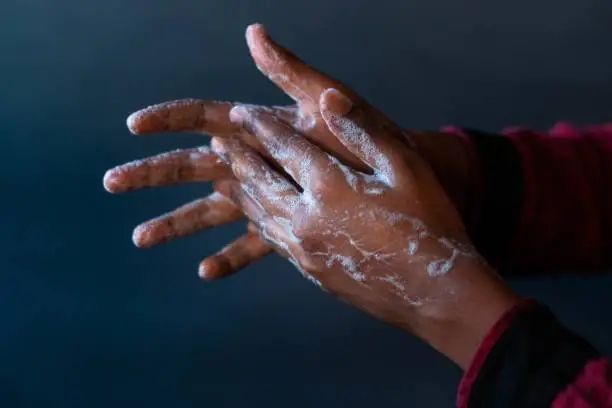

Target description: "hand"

left=103, top=23, right=476, bottom=279
left=213, top=88, right=518, bottom=368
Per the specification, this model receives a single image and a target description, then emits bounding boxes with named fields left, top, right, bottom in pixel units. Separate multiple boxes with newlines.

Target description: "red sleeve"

left=553, top=357, right=612, bottom=407
left=457, top=300, right=610, bottom=408
left=446, top=123, right=612, bottom=272
left=503, top=123, right=612, bottom=271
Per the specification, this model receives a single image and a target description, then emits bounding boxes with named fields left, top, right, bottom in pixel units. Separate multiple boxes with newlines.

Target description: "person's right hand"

left=104, top=24, right=475, bottom=279
left=212, top=89, right=518, bottom=368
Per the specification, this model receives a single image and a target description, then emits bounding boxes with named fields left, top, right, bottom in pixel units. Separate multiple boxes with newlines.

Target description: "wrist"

left=409, top=257, right=520, bottom=369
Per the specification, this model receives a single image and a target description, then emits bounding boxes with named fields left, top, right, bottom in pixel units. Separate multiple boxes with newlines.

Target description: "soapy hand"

left=103, top=24, right=474, bottom=279
left=216, top=89, right=470, bottom=311
left=103, top=24, right=372, bottom=279
left=215, top=90, right=517, bottom=367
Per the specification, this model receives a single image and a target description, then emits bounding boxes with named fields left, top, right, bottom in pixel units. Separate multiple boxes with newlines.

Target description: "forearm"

left=497, top=123, right=612, bottom=271
left=414, top=123, right=612, bottom=273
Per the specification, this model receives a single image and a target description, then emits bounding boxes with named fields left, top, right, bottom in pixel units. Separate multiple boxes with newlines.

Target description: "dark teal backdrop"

left=1, top=1, right=612, bottom=406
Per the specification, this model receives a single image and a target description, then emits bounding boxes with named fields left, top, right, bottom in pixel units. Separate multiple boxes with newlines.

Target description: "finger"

left=319, top=88, right=409, bottom=186
left=126, top=99, right=241, bottom=136
left=246, top=221, right=260, bottom=234
left=211, top=136, right=299, bottom=217
left=103, top=146, right=231, bottom=193
left=229, top=106, right=339, bottom=190
left=198, top=231, right=271, bottom=280
left=216, top=181, right=320, bottom=287
left=246, top=24, right=357, bottom=113
left=132, top=192, right=243, bottom=248
left=126, top=98, right=298, bottom=136
left=254, top=218, right=326, bottom=288
left=245, top=221, right=292, bottom=260
left=246, top=24, right=371, bottom=171
left=125, top=98, right=303, bottom=160
left=219, top=179, right=296, bottom=259
left=215, top=179, right=269, bottom=227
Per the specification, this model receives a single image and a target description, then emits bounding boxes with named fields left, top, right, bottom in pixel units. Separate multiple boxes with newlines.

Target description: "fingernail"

left=229, top=105, right=248, bottom=124
left=198, top=262, right=211, bottom=279
left=246, top=23, right=266, bottom=39
left=246, top=23, right=266, bottom=49
left=320, top=88, right=353, bottom=116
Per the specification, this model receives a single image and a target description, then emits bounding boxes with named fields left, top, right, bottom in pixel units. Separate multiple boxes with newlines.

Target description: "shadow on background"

left=1, top=0, right=612, bottom=406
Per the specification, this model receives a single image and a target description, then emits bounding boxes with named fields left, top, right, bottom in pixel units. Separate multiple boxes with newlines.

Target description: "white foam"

left=324, top=114, right=394, bottom=185
left=231, top=102, right=478, bottom=303
left=407, top=239, right=419, bottom=255
left=378, top=274, right=406, bottom=291
left=427, top=249, right=460, bottom=277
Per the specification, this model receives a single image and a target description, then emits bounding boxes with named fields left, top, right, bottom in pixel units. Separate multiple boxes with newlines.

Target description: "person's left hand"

left=213, top=88, right=517, bottom=368
left=102, top=23, right=375, bottom=279
left=103, top=24, right=474, bottom=280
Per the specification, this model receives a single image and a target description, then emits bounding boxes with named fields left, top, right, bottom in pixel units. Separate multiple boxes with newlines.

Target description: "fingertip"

left=102, top=169, right=122, bottom=193
left=210, top=137, right=229, bottom=162
left=126, top=110, right=145, bottom=134
left=246, top=23, right=266, bottom=48
left=246, top=23, right=276, bottom=75
left=228, top=105, right=248, bottom=125
left=125, top=101, right=180, bottom=134
left=197, top=262, right=210, bottom=279
left=126, top=105, right=165, bottom=135
left=132, top=224, right=154, bottom=248
left=318, top=88, right=336, bottom=107
left=198, top=258, right=223, bottom=280
left=319, top=88, right=353, bottom=117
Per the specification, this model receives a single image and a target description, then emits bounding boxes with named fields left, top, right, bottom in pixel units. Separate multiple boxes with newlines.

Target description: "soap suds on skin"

left=259, top=219, right=322, bottom=288
left=236, top=100, right=475, bottom=306
left=324, top=253, right=367, bottom=283
left=378, top=274, right=406, bottom=291
left=324, top=113, right=394, bottom=186
left=322, top=107, right=474, bottom=280
left=126, top=99, right=231, bottom=134
left=427, top=253, right=457, bottom=277
left=328, top=156, right=386, bottom=197
left=241, top=28, right=472, bottom=297
left=131, top=192, right=233, bottom=247
left=407, top=239, right=419, bottom=255
left=103, top=146, right=225, bottom=193
left=259, top=207, right=323, bottom=288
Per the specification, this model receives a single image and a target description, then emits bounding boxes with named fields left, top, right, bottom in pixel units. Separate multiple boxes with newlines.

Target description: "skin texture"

left=103, top=24, right=476, bottom=279
left=216, top=88, right=518, bottom=369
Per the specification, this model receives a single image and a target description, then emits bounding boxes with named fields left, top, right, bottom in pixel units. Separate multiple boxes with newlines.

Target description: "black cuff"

left=463, top=129, right=524, bottom=268
left=467, top=303, right=600, bottom=408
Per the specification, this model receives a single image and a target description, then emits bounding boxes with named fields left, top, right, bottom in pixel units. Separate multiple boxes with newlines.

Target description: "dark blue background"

left=2, top=1, right=612, bottom=406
